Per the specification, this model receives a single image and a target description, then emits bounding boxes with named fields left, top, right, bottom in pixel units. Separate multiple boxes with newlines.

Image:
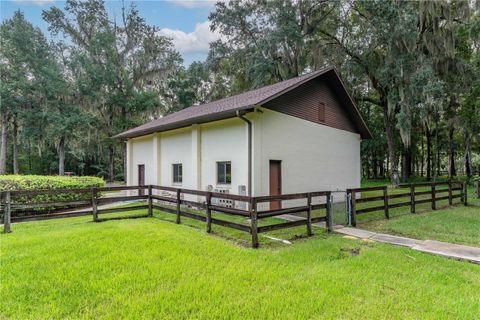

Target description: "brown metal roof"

left=115, top=67, right=372, bottom=139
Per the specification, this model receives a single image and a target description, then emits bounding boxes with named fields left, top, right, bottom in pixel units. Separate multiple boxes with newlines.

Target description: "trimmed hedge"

left=0, top=175, right=105, bottom=207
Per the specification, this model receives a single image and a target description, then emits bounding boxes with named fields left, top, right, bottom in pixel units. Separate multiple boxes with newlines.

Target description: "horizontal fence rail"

left=2, top=180, right=471, bottom=246
left=0, top=185, right=334, bottom=248
left=251, top=191, right=333, bottom=247
left=347, top=181, right=467, bottom=227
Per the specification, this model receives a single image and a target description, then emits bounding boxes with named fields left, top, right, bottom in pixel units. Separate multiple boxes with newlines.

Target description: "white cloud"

left=12, top=0, right=54, bottom=6
left=159, top=21, right=224, bottom=55
left=167, top=0, right=217, bottom=9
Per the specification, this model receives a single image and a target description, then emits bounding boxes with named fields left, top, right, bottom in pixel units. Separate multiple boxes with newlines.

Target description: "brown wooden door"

left=269, top=160, right=282, bottom=210
left=138, top=164, right=145, bottom=195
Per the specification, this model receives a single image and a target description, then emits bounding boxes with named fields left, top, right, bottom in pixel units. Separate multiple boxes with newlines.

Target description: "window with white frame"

left=217, top=161, right=231, bottom=184
left=173, top=164, right=182, bottom=183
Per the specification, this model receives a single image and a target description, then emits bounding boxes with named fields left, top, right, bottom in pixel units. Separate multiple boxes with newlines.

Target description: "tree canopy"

left=0, top=0, right=479, bottom=185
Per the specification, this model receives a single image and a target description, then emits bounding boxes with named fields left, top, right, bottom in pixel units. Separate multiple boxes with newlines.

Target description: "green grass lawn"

left=1, top=210, right=480, bottom=319
left=356, top=184, right=480, bottom=247
left=359, top=203, right=480, bottom=246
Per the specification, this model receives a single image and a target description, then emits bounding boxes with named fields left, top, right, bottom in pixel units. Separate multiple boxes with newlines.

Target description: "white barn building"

left=116, top=68, right=371, bottom=206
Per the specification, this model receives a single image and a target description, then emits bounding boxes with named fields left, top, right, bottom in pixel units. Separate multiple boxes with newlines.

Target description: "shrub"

left=0, top=175, right=105, bottom=206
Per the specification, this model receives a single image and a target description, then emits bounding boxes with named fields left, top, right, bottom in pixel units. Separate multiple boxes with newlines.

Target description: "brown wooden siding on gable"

left=262, top=78, right=358, bottom=134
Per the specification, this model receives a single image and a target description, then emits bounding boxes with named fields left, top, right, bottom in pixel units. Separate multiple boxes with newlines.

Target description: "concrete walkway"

left=279, top=214, right=480, bottom=264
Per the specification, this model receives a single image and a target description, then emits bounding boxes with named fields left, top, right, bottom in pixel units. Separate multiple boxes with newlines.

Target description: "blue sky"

left=0, top=0, right=221, bottom=65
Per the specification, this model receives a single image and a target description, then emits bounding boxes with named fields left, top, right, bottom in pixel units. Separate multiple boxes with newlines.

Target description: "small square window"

left=173, top=164, right=182, bottom=183
left=217, top=161, right=231, bottom=184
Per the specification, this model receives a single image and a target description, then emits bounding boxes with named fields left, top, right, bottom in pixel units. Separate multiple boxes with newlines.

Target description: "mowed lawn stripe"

left=1, top=215, right=479, bottom=319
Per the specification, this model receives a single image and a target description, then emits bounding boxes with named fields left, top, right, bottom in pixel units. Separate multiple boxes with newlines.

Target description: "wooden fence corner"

left=3, top=192, right=11, bottom=233
left=175, top=189, right=181, bottom=224
left=306, top=193, right=313, bottom=236
left=206, top=192, right=212, bottom=233
left=250, top=199, right=258, bottom=248
left=148, top=185, right=153, bottom=217
left=326, top=192, right=333, bottom=233
left=92, top=188, right=98, bottom=222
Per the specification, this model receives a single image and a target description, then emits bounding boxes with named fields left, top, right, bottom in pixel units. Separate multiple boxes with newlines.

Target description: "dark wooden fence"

left=1, top=185, right=333, bottom=248
left=1, top=185, right=151, bottom=225
left=475, top=181, right=480, bottom=199
left=2, top=181, right=474, bottom=245
left=346, top=181, right=467, bottom=227
left=252, top=191, right=333, bottom=248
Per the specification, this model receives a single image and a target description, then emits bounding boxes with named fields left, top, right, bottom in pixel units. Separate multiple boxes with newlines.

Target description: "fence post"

left=383, top=186, right=389, bottom=219
left=92, top=188, right=98, bottom=222
left=3, top=192, right=11, bottom=233
left=460, top=182, right=464, bottom=203
left=463, top=182, right=468, bottom=206
left=351, top=190, right=357, bottom=227
left=306, top=193, right=313, bottom=236
left=175, top=189, right=181, bottom=224
left=345, top=192, right=351, bottom=226
left=148, top=185, right=153, bottom=217
left=448, top=180, right=453, bottom=206
left=206, top=192, right=212, bottom=233
left=326, top=192, right=333, bottom=233
left=475, top=181, right=479, bottom=199
left=431, top=184, right=436, bottom=210
left=251, top=198, right=258, bottom=248
left=410, top=184, right=415, bottom=214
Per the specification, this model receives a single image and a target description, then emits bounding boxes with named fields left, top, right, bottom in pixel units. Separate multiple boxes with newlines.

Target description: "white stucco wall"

left=159, top=127, right=194, bottom=189
left=126, top=140, right=133, bottom=185
left=200, top=118, right=248, bottom=194
left=126, top=108, right=361, bottom=208
left=127, top=119, right=249, bottom=203
left=252, top=107, right=361, bottom=207
left=129, top=135, right=156, bottom=186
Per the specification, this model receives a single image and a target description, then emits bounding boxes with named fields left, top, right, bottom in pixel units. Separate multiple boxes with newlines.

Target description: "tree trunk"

left=426, top=128, right=432, bottom=180
left=0, top=112, right=8, bottom=175
left=401, top=147, right=412, bottom=181
left=432, top=127, right=439, bottom=182
left=123, top=143, right=127, bottom=183
left=12, top=115, right=19, bottom=174
left=415, top=156, right=419, bottom=176
left=108, top=145, right=115, bottom=182
left=28, top=139, right=32, bottom=173
left=107, top=106, right=116, bottom=183
left=465, top=136, right=472, bottom=179
left=421, top=135, right=425, bottom=177
left=58, top=136, right=65, bottom=175
left=406, top=148, right=412, bottom=178
left=436, top=146, right=441, bottom=177
left=448, top=127, right=456, bottom=179
left=386, top=156, right=389, bottom=178
left=379, top=158, right=385, bottom=178
left=465, top=152, right=471, bottom=179
left=383, top=104, right=400, bottom=187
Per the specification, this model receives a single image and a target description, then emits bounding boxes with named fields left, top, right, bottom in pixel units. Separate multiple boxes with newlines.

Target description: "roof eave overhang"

left=114, top=105, right=256, bottom=139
